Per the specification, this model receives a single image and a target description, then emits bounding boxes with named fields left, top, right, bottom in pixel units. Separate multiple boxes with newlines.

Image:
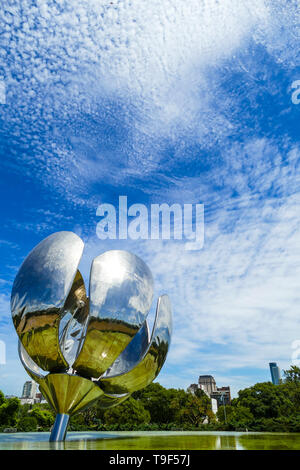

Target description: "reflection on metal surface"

left=49, top=414, right=70, bottom=442
left=95, top=393, right=130, bottom=409
left=102, top=321, right=150, bottom=378
left=73, top=250, right=154, bottom=379
left=11, top=231, right=172, bottom=442
left=18, top=341, right=45, bottom=382
left=38, top=373, right=104, bottom=415
left=99, top=295, right=172, bottom=395
left=11, top=231, right=84, bottom=372
left=59, top=270, right=89, bottom=367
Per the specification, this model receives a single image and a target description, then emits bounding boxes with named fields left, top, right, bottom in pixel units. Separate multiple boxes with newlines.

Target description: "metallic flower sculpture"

left=10, top=231, right=172, bottom=441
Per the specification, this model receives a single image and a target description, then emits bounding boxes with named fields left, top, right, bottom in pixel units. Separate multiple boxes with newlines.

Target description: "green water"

left=0, top=431, right=300, bottom=450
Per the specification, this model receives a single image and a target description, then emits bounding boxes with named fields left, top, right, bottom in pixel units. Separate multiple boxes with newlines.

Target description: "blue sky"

left=0, top=0, right=300, bottom=398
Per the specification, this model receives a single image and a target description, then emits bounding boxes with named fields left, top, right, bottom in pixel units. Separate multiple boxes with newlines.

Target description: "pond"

left=0, top=431, right=300, bottom=450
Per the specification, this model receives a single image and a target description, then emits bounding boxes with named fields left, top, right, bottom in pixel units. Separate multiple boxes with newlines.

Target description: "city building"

left=211, top=386, right=231, bottom=407
left=198, top=384, right=211, bottom=398
left=22, top=380, right=37, bottom=399
left=187, top=376, right=231, bottom=414
left=211, top=397, right=218, bottom=414
left=269, top=362, right=281, bottom=385
left=20, top=380, right=44, bottom=405
left=198, top=375, right=217, bottom=395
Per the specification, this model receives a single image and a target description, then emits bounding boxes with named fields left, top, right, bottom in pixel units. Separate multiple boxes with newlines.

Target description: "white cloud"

left=74, top=134, right=300, bottom=394
left=2, top=0, right=296, bottom=201
left=3, top=0, right=269, bottom=93
left=0, top=1, right=299, bottom=396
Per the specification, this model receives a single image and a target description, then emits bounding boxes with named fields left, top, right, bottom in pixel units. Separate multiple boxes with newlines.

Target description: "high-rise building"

left=22, top=380, right=37, bottom=399
left=20, top=380, right=46, bottom=404
left=196, top=376, right=231, bottom=408
left=189, top=375, right=231, bottom=412
left=269, top=362, right=281, bottom=385
left=198, top=375, right=217, bottom=395
left=198, top=384, right=211, bottom=398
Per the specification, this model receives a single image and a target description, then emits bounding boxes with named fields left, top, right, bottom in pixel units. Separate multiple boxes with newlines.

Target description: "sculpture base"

left=50, top=414, right=70, bottom=442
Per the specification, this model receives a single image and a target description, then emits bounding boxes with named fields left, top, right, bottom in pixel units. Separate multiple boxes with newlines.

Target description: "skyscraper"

left=269, top=362, right=281, bottom=385
left=22, top=380, right=37, bottom=399
left=196, top=375, right=231, bottom=408
left=198, top=375, right=217, bottom=395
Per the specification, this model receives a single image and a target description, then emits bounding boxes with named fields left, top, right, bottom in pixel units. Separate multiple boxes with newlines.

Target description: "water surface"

left=1, top=431, right=300, bottom=450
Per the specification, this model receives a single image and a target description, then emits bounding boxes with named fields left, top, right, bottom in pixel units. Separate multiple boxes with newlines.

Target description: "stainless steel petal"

left=37, top=373, right=104, bottom=415
left=73, top=250, right=154, bottom=379
left=18, top=341, right=45, bottom=383
left=96, top=393, right=130, bottom=410
left=59, top=270, right=89, bottom=367
left=11, top=231, right=84, bottom=372
left=98, top=294, right=172, bottom=395
left=102, top=320, right=150, bottom=378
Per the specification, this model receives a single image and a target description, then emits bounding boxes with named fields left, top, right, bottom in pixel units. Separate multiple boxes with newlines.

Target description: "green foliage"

left=217, top=405, right=254, bottom=431
left=133, top=382, right=178, bottom=423
left=1, top=365, right=300, bottom=433
left=69, top=405, right=99, bottom=431
left=170, top=389, right=215, bottom=426
left=17, top=416, right=38, bottom=432
left=235, top=382, right=294, bottom=419
left=216, top=366, right=300, bottom=431
left=104, top=397, right=150, bottom=426
left=0, top=397, right=20, bottom=427
left=69, top=412, right=88, bottom=431
left=30, top=405, right=55, bottom=428
left=284, top=366, right=300, bottom=384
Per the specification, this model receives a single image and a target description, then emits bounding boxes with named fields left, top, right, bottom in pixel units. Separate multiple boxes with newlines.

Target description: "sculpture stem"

left=50, top=413, right=70, bottom=442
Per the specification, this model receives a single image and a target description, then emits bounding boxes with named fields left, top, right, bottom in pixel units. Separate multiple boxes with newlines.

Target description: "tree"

left=283, top=366, right=300, bottom=384
left=133, top=383, right=179, bottom=423
left=234, top=382, right=294, bottom=419
left=217, top=404, right=253, bottom=429
left=217, top=404, right=233, bottom=423
left=104, top=397, right=150, bottom=426
left=281, top=366, right=300, bottom=413
left=30, top=405, right=55, bottom=429
left=0, top=396, right=21, bottom=427
left=172, top=391, right=214, bottom=426
left=18, top=416, right=38, bottom=432
left=0, top=390, right=5, bottom=407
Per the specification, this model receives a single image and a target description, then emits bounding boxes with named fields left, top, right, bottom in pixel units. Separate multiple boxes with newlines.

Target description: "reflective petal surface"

left=37, top=373, right=104, bottom=415
left=11, top=231, right=84, bottom=372
left=73, top=250, right=154, bottom=378
left=99, top=295, right=172, bottom=395
left=102, top=320, right=150, bottom=378
left=95, top=393, right=130, bottom=409
left=10, top=232, right=172, bottom=442
left=59, top=270, right=89, bottom=367
left=18, top=341, right=45, bottom=383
